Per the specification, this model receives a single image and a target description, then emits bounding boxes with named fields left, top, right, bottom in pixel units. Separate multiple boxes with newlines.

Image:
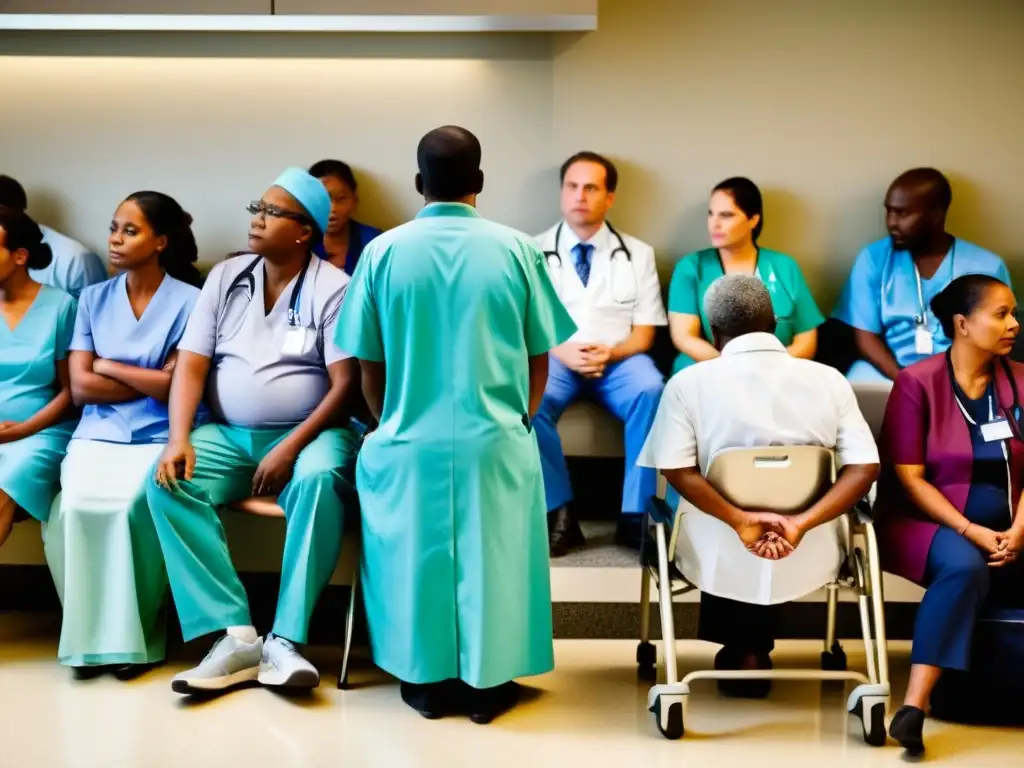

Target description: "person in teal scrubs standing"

left=336, top=126, right=576, bottom=724
left=667, top=177, right=824, bottom=374
left=0, top=208, right=76, bottom=547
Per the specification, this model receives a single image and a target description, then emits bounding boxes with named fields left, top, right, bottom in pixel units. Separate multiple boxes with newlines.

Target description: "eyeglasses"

left=246, top=201, right=312, bottom=225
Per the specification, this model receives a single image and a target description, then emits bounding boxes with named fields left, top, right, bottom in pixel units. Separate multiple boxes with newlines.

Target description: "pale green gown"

left=0, top=284, right=76, bottom=521
left=336, top=202, right=576, bottom=689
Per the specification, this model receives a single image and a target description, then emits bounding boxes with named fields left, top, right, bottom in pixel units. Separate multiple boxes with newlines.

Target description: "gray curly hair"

left=703, top=274, right=776, bottom=339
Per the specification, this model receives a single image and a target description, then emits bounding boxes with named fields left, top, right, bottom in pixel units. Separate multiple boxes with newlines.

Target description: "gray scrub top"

left=179, top=253, right=351, bottom=429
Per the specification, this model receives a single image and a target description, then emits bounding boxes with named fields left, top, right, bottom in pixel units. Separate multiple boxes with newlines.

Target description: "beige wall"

left=553, top=0, right=1024, bottom=307
left=0, top=32, right=555, bottom=264
left=2, top=0, right=1023, bottom=310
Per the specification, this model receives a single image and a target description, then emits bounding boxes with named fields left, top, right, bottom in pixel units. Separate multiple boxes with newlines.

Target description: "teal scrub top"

left=667, top=247, right=824, bottom=374
left=335, top=202, right=576, bottom=688
left=0, top=284, right=76, bottom=423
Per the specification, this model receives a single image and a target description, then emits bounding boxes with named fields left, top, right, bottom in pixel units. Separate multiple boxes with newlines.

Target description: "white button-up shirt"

left=638, top=332, right=879, bottom=604
left=535, top=221, right=667, bottom=347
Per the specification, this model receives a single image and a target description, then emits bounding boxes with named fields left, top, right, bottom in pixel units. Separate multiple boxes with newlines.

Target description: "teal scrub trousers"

left=146, top=423, right=358, bottom=643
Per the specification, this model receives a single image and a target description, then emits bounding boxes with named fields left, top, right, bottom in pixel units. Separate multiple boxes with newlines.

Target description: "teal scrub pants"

left=146, top=423, right=358, bottom=644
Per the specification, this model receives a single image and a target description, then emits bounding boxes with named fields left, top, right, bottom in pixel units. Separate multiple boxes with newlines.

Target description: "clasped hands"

left=734, top=511, right=808, bottom=560
left=966, top=523, right=1024, bottom=567
left=561, top=343, right=613, bottom=379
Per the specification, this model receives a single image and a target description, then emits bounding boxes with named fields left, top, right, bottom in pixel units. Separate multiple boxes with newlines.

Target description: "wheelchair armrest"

left=647, top=495, right=676, bottom=526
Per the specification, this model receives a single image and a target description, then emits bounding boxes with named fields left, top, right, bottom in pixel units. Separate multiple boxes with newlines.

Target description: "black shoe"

left=72, top=665, right=112, bottom=681
left=615, top=516, right=644, bottom=550
left=467, top=681, right=521, bottom=724
left=548, top=506, right=585, bottom=558
left=714, top=647, right=772, bottom=699
left=889, top=705, right=926, bottom=758
left=400, top=680, right=462, bottom=720
left=112, top=661, right=165, bottom=681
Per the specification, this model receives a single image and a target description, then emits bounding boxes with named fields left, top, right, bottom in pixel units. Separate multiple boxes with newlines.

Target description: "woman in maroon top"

left=877, top=274, right=1024, bottom=756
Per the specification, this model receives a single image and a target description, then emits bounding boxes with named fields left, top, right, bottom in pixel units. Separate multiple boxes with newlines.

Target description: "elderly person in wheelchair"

left=636, top=274, right=887, bottom=743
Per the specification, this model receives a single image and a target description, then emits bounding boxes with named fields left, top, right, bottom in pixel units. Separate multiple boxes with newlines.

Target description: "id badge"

left=281, top=327, right=309, bottom=356
left=980, top=418, right=1014, bottom=443
left=914, top=326, right=934, bottom=355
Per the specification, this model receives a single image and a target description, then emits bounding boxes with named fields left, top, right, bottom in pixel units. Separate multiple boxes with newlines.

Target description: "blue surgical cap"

left=271, top=166, right=331, bottom=235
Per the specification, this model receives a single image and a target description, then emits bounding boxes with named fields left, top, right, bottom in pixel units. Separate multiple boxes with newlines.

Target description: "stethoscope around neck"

left=224, top=252, right=314, bottom=329
left=882, top=238, right=957, bottom=328
left=543, top=221, right=637, bottom=303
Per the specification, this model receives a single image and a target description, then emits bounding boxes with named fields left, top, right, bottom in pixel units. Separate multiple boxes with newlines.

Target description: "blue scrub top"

left=954, top=381, right=1012, bottom=531
left=313, top=219, right=383, bottom=276
left=833, top=236, right=1011, bottom=370
left=70, top=273, right=204, bottom=444
left=0, top=284, right=76, bottom=423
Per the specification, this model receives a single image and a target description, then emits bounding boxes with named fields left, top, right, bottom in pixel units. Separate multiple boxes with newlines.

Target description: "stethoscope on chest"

left=947, top=350, right=1024, bottom=522
left=543, top=221, right=638, bottom=303
left=883, top=238, right=957, bottom=327
left=223, top=253, right=314, bottom=355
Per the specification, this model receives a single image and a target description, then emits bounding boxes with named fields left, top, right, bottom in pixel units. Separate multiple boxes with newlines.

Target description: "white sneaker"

left=258, top=635, right=320, bottom=689
left=171, top=634, right=263, bottom=695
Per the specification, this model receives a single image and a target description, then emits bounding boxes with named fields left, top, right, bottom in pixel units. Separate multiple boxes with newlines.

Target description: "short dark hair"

left=712, top=177, right=764, bottom=243
left=893, top=167, right=952, bottom=211
left=930, top=273, right=1008, bottom=338
left=560, top=151, right=618, bottom=192
left=0, top=175, right=28, bottom=211
left=416, top=126, right=484, bottom=201
left=308, top=159, right=358, bottom=192
left=0, top=206, right=52, bottom=270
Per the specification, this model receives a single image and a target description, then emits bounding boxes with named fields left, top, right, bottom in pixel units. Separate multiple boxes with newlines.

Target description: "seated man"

left=832, top=168, right=1010, bottom=382
left=534, top=151, right=666, bottom=555
left=147, top=167, right=359, bottom=695
left=0, top=174, right=107, bottom=299
left=639, top=274, right=879, bottom=697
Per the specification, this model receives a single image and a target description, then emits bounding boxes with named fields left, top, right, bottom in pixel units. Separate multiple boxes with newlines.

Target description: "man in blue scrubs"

left=0, top=175, right=107, bottom=299
left=832, top=168, right=1011, bottom=382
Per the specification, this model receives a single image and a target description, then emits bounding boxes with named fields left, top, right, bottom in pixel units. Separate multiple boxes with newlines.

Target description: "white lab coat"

left=534, top=221, right=666, bottom=347
left=638, top=333, right=879, bottom=604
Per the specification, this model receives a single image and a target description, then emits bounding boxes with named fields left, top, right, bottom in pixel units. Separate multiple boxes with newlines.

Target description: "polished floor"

left=1, top=615, right=1019, bottom=768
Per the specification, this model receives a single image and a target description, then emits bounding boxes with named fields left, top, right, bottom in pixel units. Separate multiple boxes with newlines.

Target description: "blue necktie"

left=574, top=243, right=593, bottom=287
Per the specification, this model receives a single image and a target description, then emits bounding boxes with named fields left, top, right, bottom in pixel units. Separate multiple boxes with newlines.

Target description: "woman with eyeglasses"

left=43, top=191, right=205, bottom=679
left=667, top=177, right=823, bottom=373
left=878, top=274, right=1024, bottom=756
left=0, top=208, right=76, bottom=550
left=308, top=159, right=382, bottom=276
left=145, top=167, right=360, bottom=697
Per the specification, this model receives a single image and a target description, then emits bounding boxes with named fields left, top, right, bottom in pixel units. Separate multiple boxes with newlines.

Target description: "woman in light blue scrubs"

left=308, top=159, right=382, bottom=276
left=668, top=177, right=824, bottom=374
left=0, top=209, right=76, bottom=548
left=43, top=192, right=205, bottom=679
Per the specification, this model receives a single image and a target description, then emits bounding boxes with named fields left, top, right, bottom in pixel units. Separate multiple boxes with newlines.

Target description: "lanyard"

left=951, top=373, right=1013, bottom=522
left=912, top=239, right=956, bottom=326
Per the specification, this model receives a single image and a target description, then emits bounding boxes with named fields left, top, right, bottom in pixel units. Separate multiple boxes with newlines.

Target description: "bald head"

left=704, top=274, right=776, bottom=348
left=890, top=168, right=952, bottom=211
left=885, top=167, right=952, bottom=251
left=415, top=125, right=484, bottom=202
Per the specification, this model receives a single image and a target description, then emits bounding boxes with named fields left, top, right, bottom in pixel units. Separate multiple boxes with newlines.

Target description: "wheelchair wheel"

left=653, top=695, right=684, bottom=740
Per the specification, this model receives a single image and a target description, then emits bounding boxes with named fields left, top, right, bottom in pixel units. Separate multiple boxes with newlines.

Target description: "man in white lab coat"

left=638, top=274, right=879, bottom=698
left=534, top=152, right=667, bottom=556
